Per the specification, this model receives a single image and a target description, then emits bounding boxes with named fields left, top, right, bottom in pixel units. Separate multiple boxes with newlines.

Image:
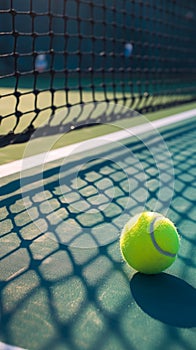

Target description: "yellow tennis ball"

left=120, top=212, right=180, bottom=274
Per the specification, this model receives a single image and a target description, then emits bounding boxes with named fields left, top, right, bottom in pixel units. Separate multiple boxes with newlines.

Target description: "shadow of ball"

left=130, top=273, right=196, bottom=328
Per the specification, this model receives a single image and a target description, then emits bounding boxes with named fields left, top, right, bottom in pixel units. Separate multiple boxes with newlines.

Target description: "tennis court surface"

left=0, top=111, right=196, bottom=350
left=0, top=0, right=196, bottom=349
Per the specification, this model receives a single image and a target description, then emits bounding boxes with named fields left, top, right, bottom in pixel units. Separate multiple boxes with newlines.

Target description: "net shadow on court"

left=0, top=119, right=196, bottom=349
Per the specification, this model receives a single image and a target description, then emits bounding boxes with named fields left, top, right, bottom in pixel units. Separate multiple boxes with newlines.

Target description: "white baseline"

left=0, top=109, right=195, bottom=179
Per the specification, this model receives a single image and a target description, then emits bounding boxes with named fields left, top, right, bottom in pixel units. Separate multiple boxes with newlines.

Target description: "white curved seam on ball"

left=149, top=217, right=176, bottom=258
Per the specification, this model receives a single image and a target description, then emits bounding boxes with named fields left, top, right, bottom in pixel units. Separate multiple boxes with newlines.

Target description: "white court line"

left=0, top=108, right=195, bottom=179
left=0, top=342, right=26, bottom=350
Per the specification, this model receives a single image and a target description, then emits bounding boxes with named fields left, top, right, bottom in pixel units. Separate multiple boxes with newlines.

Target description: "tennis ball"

left=120, top=212, right=180, bottom=274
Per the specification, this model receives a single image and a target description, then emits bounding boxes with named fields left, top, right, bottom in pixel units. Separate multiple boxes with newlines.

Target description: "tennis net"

left=0, top=0, right=196, bottom=146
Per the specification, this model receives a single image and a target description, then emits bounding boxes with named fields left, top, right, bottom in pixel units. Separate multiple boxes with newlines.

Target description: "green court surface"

left=0, top=115, right=196, bottom=350
left=1, top=101, right=196, bottom=166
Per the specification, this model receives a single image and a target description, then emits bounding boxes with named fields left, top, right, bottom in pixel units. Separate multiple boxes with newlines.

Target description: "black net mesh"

left=0, top=0, right=196, bottom=145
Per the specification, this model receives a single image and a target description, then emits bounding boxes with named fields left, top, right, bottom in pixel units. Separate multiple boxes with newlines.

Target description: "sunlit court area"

left=0, top=1, right=196, bottom=350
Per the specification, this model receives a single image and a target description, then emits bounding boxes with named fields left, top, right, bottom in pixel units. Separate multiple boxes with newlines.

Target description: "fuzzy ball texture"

left=120, top=212, right=180, bottom=274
